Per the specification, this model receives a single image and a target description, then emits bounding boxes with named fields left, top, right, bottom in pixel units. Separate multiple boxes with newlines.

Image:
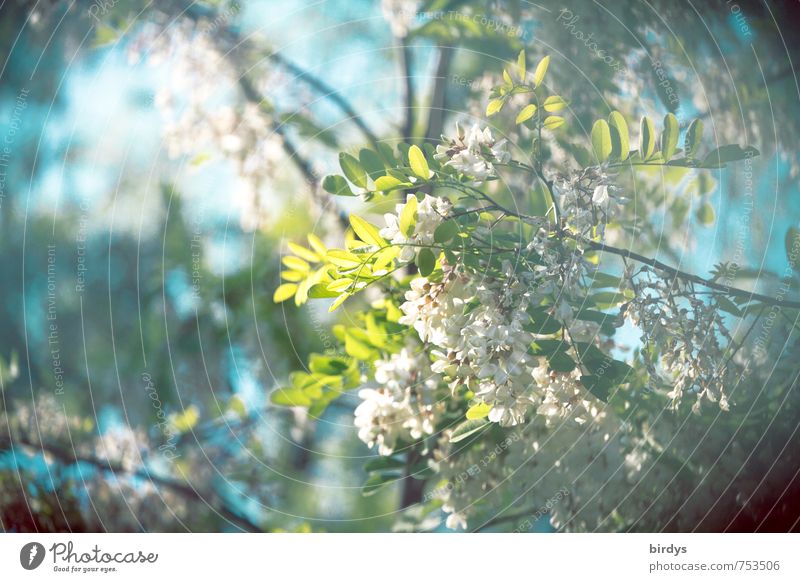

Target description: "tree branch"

left=582, top=237, right=800, bottom=310
left=399, top=42, right=415, bottom=139
left=424, top=45, right=452, bottom=143
left=0, top=436, right=265, bottom=533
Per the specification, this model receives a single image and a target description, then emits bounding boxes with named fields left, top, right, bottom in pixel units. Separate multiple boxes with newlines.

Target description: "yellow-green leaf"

left=486, top=98, right=504, bottom=117
left=532, top=55, right=550, bottom=87
left=684, top=119, right=704, bottom=158
left=339, top=152, right=367, bottom=188
left=372, top=246, right=400, bottom=271
left=502, top=68, right=513, bottom=86
left=326, top=250, right=362, bottom=269
left=639, top=116, right=656, bottom=160
left=171, top=405, right=200, bottom=432
left=543, top=115, right=565, bottom=130
left=307, top=233, right=327, bottom=256
left=608, top=111, right=629, bottom=161
left=543, top=95, right=567, bottom=112
left=696, top=201, right=715, bottom=225
left=328, top=293, right=350, bottom=312
left=273, top=283, right=297, bottom=303
left=408, top=145, right=430, bottom=180
left=374, top=175, right=405, bottom=191
left=517, top=49, right=526, bottom=80
left=515, top=104, right=537, bottom=125
left=660, top=113, right=679, bottom=161
left=399, top=195, right=418, bottom=237
left=350, top=215, right=386, bottom=247
left=282, top=256, right=310, bottom=272
left=326, top=279, right=353, bottom=293
left=466, top=402, right=492, bottom=420
left=271, top=387, right=312, bottom=407
left=591, top=119, right=612, bottom=163
left=281, top=270, right=305, bottom=282
left=287, top=241, right=319, bottom=262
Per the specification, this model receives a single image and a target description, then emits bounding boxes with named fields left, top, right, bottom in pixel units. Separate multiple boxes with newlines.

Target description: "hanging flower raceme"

left=271, top=49, right=773, bottom=532
left=435, top=123, right=510, bottom=184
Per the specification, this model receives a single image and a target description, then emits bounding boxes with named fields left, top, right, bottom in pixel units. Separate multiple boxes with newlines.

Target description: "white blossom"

left=435, top=123, right=510, bottom=183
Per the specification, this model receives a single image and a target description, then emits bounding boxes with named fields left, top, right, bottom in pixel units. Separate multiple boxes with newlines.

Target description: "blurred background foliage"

left=1, top=0, right=799, bottom=531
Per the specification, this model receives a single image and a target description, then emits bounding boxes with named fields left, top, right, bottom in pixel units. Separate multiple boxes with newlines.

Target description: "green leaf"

left=515, top=104, right=537, bottom=125
left=466, top=402, right=492, bottom=420
left=449, top=418, right=489, bottom=443
left=363, top=456, right=405, bottom=473
left=660, top=113, right=679, bottom=161
left=580, top=375, right=613, bottom=402
left=322, top=174, right=354, bottom=196
left=548, top=351, right=576, bottom=372
left=399, top=195, right=418, bottom=237
left=684, top=119, right=704, bottom=158
left=350, top=215, right=386, bottom=247
left=408, top=145, right=430, bottom=179
left=359, top=148, right=386, bottom=181
left=486, top=98, right=504, bottom=117
left=416, top=247, right=436, bottom=276
left=701, top=144, right=759, bottom=168
left=543, top=95, right=567, bottom=112
left=434, top=220, right=459, bottom=244
left=362, top=472, right=402, bottom=496
left=345, top=331, right=376, bottom=360
left=696, top=201, right=715, bottom=225
left=543, top=116, right=565, bottom=130
left=590, top=291, right=630, bottom=309
left=339, top=152, right=367, bottom=188
left=273, top=283, right=297, bottom=303
left=532, top=55, right=550, bottom=87
left=309, top=354, right=351, bottom=375
left=502, top=68, right=513, bottom=86
left=591, top=119, right=612, bottom=163
left=608, top=111, right=629, bottom=161
left=639, top=116, right=656, bottom=160
left=517, top=49, right=526, bottom=80
left=716, top=295, right=742, bottom=316
left=307, top=283, right=340, bottom=299
left=271, top=387, right=312, bottom=407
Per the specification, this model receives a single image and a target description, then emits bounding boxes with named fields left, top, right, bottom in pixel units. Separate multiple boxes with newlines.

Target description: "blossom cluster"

left=354, top=347, right=445, bottom=455
left=379, top=194, right=451, bottom=262
left=435, top=123, right=510, bottom=184
left=623, top=268, right=734, bottom=413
